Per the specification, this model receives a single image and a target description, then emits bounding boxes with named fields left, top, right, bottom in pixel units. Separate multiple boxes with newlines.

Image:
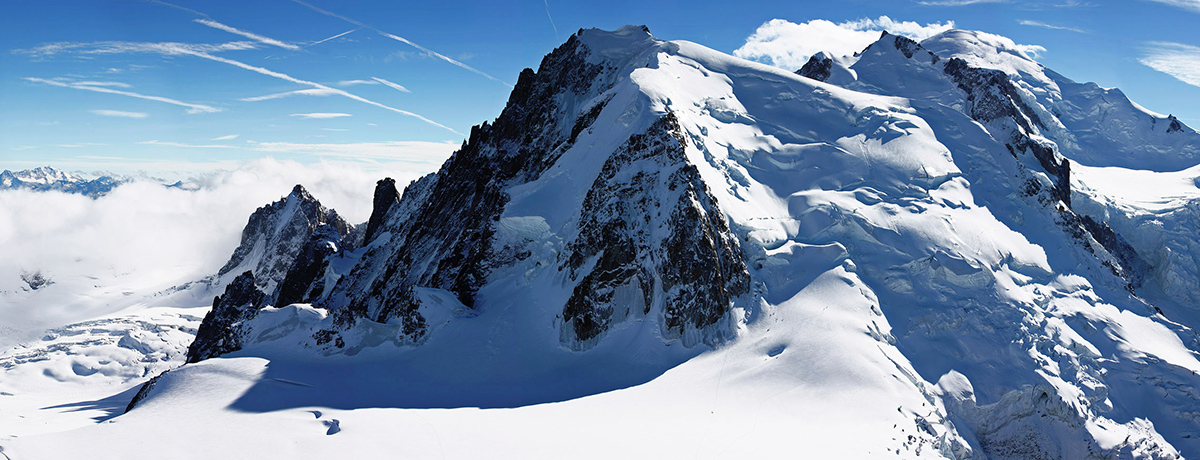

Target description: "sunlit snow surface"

left=4, top=27, right=1200, bottom=459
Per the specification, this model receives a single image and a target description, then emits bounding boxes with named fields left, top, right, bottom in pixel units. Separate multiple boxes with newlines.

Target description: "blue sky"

left=2, top=0, right=1199, bottom=176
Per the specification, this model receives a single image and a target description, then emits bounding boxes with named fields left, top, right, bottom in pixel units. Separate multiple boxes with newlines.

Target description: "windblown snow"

left=4, top=26, right=1200, bottom=459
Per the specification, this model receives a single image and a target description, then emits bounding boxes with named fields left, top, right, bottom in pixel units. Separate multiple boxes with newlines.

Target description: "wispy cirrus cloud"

left=337, top=79, right=379, bottom=86
left=916, top=0, right=1006, bottom=5
left=290, top=113, right=352, bottom=119
left=91, top=109, right=149, bottom=118
left=1018, top=19, right=1087, bottom=33
left=146, top=0, right=210, bottom=18
left=73, top=81, right=132, bottom=88
left=212, top=134, right=239, bottom=141
left=139, top=140, right=237, bottom=149
left=25, top=78, right=220, bottom=113
left=735, top=17, right=955, bottom=70
left=1140, top=41, right=1200, bottom=87
left=372, top=77, right=410, bottom=93
left=289, top=0, right=511, bottom=87
left=22, top=37, right=459, bottom=133
left=56, top=143, right=106, bottom=148
left=194, top=18, right=300, bottom=51
left=16, top=40, right=258, bottom=58
left=181, top=48, right=459, bottom=133
left=1143, top=0, right=1200, bottom=12
left=239, top=88, right=341, bottom=101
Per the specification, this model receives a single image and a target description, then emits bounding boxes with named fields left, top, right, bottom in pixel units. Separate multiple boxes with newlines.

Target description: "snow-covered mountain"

left=6, top=26, right=1200, bottom=459
left=0, top=166, right=126, bottom=197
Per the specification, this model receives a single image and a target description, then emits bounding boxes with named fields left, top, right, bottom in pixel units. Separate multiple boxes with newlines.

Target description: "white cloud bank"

left=0, top=158, right=443, bottom=348
left=1141, top=42, right=1200, bottom=88
left=733, top=16, right=956, bottom=70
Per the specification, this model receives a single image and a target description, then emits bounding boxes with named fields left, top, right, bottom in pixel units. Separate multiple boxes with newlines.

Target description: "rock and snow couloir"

left=7, top=25, right=1200, bottom=459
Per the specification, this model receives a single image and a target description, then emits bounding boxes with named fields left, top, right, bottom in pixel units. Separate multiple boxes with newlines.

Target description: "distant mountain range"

left=0, top=166, right=127, bottom=197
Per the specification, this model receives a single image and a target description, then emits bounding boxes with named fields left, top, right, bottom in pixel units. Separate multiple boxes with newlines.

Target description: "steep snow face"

left=12, top=26, right=1200, bottom=460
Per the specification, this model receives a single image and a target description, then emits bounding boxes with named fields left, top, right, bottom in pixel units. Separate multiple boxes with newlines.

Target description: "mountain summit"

left=12, top=26, right=1200, bottom=459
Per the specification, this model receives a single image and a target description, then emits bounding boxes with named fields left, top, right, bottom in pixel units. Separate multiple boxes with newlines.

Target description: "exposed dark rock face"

left=856, top=33, right=1148, bottom=290
left=362, top=178, right=399, bottom=246
left=1167, top=115, right=1185, bottom=134
left=883, top=32, right=935, bottom=62
left=273, top=224, right=343, bottom=307
left=124, top=370, right=168, bottom=413
left=931, top=44, right=1152, bottom=289
left=1079, top=215, right=1152, bottom=288
left=186, top=271, right=268, bottom=363
left=20, top=271, right=52, bottom=291
left=797, top=54, right=833, bottom=82
left=936, top=52, right=1074, bottom=209
left=217, top=184, right=350, bottom=292
left=322, top=31, right=612, bottom=341
left=563, top=114, right=750, bottom=348
left=943, top=57, right=1044, bottom=134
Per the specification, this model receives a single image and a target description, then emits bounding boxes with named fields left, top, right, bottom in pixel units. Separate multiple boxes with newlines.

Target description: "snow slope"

left=5, top=26, right=1200, bottom=459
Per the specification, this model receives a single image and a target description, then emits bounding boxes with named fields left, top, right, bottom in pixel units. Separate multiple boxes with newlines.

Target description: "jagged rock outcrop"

left=361, top=178, right=399, bottom=246
left=185, top=271, right=267, bottom=363
left=217, top=184, right=350, bottom=293
left=273, top=224, right=343, bottom=307
left=320, top=30, right=612, bottom=338
left=307, top=26, right=750, bottom=352
left=797, top=53, right=833, bottom=82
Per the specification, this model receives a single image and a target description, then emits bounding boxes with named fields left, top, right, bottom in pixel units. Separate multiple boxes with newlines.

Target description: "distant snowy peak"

left=0, top=166, right=127, bottom=197
left=808, top=29, right=1200, bottom=171
left=6, top=165, right=78, bottom=184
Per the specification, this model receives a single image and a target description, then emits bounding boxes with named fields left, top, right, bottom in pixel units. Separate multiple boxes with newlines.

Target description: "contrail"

left=195, top=18, right=300, bottom=50
left=544, top=0, right=559, bottom=40
left=372, top=77, right=410, bottom=93
left=305, top=28, right=359, bottom=48
left=289, top=0, right=512, bottom=87
left=145, top=0, right=209, bottom=18
left=26, top=77, right=220, bottom=113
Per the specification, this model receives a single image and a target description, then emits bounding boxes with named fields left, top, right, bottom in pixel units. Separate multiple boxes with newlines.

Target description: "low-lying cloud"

left=0, top=157, right=441, bottom=348
left=734, top=16, right=956, bottom=71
